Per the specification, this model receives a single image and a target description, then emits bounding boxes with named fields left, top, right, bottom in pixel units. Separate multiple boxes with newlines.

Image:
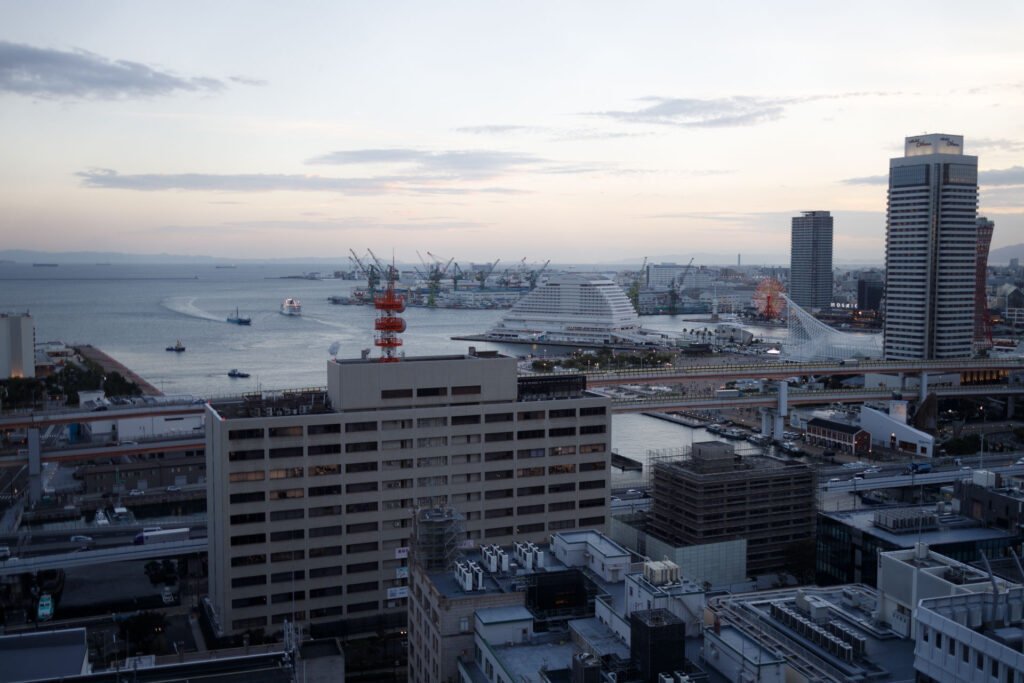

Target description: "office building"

left=816, top=506, right=1022, bottom=587
left=914, top=589, right=1024, bottom=683
left=883, top=134, right=978, bottom=360
left=646, top=442, right=815, bottom=575
left=0, top=312, right=34, bottom=380
left=857, top=271, right=884, bottom=311
left=205, top=350, right=611, bottom=637
left=975, top=216, right=995, bottom=351
left=790, top=210, right=833, bottom=310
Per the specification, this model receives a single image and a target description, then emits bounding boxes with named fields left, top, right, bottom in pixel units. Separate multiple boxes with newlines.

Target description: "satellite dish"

left=328, top=341, right=341, bottom=357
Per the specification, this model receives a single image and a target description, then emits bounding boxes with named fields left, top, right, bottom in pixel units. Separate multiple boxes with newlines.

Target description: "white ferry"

left=280, top=297, right=302, bottom=316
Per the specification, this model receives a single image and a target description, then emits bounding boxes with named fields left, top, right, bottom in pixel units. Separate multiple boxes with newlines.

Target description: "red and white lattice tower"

left=374, top=278, right=406, bottom=362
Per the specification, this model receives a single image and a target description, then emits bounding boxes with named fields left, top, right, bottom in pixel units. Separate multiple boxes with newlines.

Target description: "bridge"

left=0, top=538, right=206, bottom=576
left=822, top=462, right=1024, bottom=493
left=0, top=401, right=206, bottom=430
left=0, top=436, right=205, bottom=468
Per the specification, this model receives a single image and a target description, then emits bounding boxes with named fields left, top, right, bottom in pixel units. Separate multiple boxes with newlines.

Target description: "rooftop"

left=821, top=505, right=1017, bottom=548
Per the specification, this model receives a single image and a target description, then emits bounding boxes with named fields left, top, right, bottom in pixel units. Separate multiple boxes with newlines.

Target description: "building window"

left=228, top=428, right=263, bottom=440
left=485, top=470, right=513, bottom=481
left=517, top=467, right=544, bottom=478
left=269, top=488, right=303, bottom=500
left=580, top=425, right=606, bottom=435
left=230, top=491, right=265, bottom=504
left=270, top=529, right=304, bottom=542
left=230, top=533, right=266, bottom=546
left=345, top=441, right=378, bottom=453
left=549, top=501, right=575, bottom=512
left=579, top=461, right=606, bottom=472
left=346, top=522, right=378, bottom=534
left=484, top=432, right=512, bottom=443
left=485, top=413, right=513, bottom=423
left=231, top=554, right=266, bottom=567
left=347, top=542, right=378, bottom=554
left=231, top=575, right=266, bottom=588
left=270, top=549, right=304, bottom=562
left=345, top=461, right=378, bottom=473
left=269, top=467, right=303, bottom=479
left=381, top=389, right=413, bottom=399
left=229, top=471, right=265, bottom=483
left=347, top=561, right=378, bottom=574
left=518, top=410, right=544, bottom=420
left=452, top=414, right=480, bottom=425
left=517, top=504, right=544, bottom=515
left=517, top=429, right=545, bottom=440
left=269, top=426, right=303, bottom=438
left=549, top=427, right=576, bottom=437
left=346, top=482, right=378, bottom=494
left=580, top=406, right=606, bottom=416
left=549, top=483, right=576, bottom=493
left=309, top=484, right=342, bottom=497
left=346, top=501, right=378, bottom=514
left=310, top=464, right=341, bottom=477
left=232, top=596, right=267, bottom=608
left=345, top=421, right=377, bottom=433
left=580, top=443, right=606, bottom=453
left=579, top=480, right=605, bottom=490
left=309, top=545, right=343, bottom=558
left=549, top=445, right=575, bottom=456
left=229, top=449, right=264, bottom=462
left=549, top=519, right=576, bottom=531
left=308, top=444, right=341, bottom=456
left=271, top=570, right=304, bottom=583
left=308, top=423, right=341, bottom=435
left=452, top=385, right=481, bottom=396
left=309, top=504, right=342, bottom=518
left=309, top=565, right=343, bottom=578
left=230, top=512, right=266, bottom=525
left=269, top=447, right=303, bottom=459
left=485, top=451, right=513, bottom=462
left=549, top=464, right=576, bottom=475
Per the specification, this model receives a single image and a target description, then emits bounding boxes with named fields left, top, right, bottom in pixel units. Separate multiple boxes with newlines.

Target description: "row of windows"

left=230, top=600, right=380, bottom=630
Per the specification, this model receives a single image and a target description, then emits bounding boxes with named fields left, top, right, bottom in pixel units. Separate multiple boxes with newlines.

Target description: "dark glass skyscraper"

left=790, top=210, right=833, bottom=310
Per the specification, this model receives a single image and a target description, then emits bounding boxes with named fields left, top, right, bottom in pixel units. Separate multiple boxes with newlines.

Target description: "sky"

left=1, top=1, right=1023, bottom=265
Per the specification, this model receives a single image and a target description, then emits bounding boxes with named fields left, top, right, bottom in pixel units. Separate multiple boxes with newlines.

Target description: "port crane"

left=474, top=259, right=500, bottom=288
left=668, top=258, right=694, bottom=314
left=348, top=249, right=380, bottom=299
left=525, top=260, right=550, bottom=290
left=628, top=256, right=648, bottom=310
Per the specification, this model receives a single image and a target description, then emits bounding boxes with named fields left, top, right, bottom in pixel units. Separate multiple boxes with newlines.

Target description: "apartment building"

left=205, top=350, right=611, bottom=636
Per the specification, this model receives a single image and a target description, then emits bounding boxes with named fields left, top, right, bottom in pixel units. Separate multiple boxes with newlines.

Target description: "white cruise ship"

left=486, top=273, right=669, bottom=346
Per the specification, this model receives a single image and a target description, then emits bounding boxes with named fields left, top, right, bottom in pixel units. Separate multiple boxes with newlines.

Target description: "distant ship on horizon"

left=33, top=263, right=59, bottom=267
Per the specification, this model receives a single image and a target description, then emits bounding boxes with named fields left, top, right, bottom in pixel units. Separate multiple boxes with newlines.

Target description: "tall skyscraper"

left=883, top=134, right=978, bottom=360
left=789, top=210, right=833, bottom=310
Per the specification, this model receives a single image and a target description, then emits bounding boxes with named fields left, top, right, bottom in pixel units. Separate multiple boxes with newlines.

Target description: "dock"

left=610, top=451, right=643, bottom=472
left=642, top=411, right=708, bottom=428
left=76, top=345, right=163, bottom=396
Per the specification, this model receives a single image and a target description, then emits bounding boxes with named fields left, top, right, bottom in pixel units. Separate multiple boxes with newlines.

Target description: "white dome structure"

left=487, top=273, right=662, bottom=346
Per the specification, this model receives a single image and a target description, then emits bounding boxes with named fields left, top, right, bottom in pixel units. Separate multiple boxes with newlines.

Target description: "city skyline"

left=2, top=2, right=1023, bottom=262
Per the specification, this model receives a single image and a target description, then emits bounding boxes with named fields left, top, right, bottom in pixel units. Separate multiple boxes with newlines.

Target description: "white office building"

left=790, top=210, right=833, bottom=311
left=883, top=134, right=978, bottom=360
left=205, top=350, right=611, bottom=636
left=0, top=312, right=34, bottom=380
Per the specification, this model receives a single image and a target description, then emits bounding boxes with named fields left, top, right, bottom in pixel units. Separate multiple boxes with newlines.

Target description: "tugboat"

left=226, top=307, right=252, bottom=325
left=280, top=297, right=302, bottom=316
left=165, top=339, right=186, bottom=352
left=227, top=369, right=251, bottom=378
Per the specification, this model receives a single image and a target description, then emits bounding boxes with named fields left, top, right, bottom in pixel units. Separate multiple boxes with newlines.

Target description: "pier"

left=76, top=345, right=163, bottom=396
left=610, top=451, right=643, bottom=472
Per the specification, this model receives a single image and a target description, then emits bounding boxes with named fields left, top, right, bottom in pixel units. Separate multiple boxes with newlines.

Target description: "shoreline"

left=76, top=345, right=163, bottom=396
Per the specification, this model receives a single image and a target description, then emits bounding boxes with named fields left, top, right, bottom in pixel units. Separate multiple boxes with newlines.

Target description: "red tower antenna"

left=373, top=258, right=405, bottom=362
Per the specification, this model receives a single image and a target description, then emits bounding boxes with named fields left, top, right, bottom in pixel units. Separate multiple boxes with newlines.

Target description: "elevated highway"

left=608, top=382, right=1021, bottom=413
left=578, top=357, right=1023, bottom=385
left=0, top=436, right=205, bottom=468
left=0, top=538, right=206, bottom=576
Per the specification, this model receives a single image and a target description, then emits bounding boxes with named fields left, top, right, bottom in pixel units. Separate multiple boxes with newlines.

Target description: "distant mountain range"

left=0, top=248, right=883, bottom=269
left=989, top=243, right=1024, bottom=265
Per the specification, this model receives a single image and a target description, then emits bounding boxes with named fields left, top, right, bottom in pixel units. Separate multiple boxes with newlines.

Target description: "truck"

left=133, top=528, right=189, bottom=545
left=904, top=463, right=932, bottom=475
left=715, top=389, right=741, bottom=399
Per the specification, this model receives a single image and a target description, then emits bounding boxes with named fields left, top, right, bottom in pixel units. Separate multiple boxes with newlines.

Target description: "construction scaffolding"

left=410, top=507, right=465, bottom=572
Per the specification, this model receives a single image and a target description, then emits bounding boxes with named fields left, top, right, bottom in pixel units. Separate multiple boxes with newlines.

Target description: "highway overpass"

left=0, top=538, right=206, bottom=576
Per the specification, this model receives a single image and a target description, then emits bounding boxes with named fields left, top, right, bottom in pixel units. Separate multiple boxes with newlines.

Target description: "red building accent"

left=374, top=280, right=406, bottom=362
left=974, top=217, right=994, bottom=351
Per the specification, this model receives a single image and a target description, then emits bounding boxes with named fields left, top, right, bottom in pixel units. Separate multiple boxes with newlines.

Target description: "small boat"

left=280, top=297, right=302, bottom=316
left=228, top=369, right=250, bottom=378
left=165, top=339, right=186, bottom=352
left=227, top=307, right=252, bottom=325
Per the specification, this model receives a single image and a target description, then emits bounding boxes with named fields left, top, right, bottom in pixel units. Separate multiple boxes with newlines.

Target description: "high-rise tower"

left=883, top=134, right=978, bottom=360
left=789, top=211, right=833, bottom=311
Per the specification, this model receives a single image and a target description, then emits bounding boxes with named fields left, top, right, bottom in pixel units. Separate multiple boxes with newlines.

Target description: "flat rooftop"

left=821, top=505, right=1018, bottom=547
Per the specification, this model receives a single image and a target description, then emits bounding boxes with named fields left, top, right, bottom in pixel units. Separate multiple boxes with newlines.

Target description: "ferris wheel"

left=752, top=278, right=786, bottom=319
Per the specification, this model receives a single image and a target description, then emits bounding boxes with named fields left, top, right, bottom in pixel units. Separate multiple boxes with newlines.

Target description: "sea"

left=0, top=262, right=835, bottom=488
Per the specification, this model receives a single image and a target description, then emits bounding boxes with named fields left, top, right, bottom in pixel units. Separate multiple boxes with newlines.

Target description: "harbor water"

left=1, top=263, right=802, bottom=487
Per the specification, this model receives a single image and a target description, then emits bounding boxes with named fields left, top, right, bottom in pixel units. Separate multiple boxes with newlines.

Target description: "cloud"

left=841, top=174, right=888, bottom=185
left=0, top=40, right=252, bottom=99
left=595, top=95, right=797, bottom=127
left=980, top=166, right=1024, bottom=186
left=76, top=167, right=525, bottom=196
left=455, top=124, right=639, bottom=141
left=305, top=148, right=547, bottom=181
left=971, top=138, right=1024, bottom=153
left=843, top=165, right=1024, bottom=186
left=455, top=125, right=536, bottom=135
left=154, top=218, right=487, bottom=234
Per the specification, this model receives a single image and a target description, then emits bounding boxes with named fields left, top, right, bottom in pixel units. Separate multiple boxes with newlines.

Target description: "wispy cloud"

left=154, top=218, right=488, bottom=234
left=597, top=95, right=792, bottom=127
left=0, top=41, right=254, bottom=99
left=77, top=167, right=526, bottom=195
left=840, top=174, right=888, bottom=185
left=305, top=148, right=547, bottom=181
left=455, top=124, right=641, bottom=141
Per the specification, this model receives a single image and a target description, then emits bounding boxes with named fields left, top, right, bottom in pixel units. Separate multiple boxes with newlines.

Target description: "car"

left=0, top=546, right=10, bottom=561
left=1015, top=458, right=1024, bottom=466
left=852, top=474, right=864, bottom=480
left=161, top=586, right=175, bottom=605
left=828, top=477, right=841, bottom=484
left=166, top=485, right=181, bottom=492
left=70, top=535, right=93, bottom=543
left=128, top=489, right=144, bottom=496
left=960, top=465, right=972, bottom=471
left=864, top=467, right=881, bottom=474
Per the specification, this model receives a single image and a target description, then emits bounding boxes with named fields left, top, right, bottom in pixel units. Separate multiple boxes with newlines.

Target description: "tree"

left=120, top=611, right=167, bottom=655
